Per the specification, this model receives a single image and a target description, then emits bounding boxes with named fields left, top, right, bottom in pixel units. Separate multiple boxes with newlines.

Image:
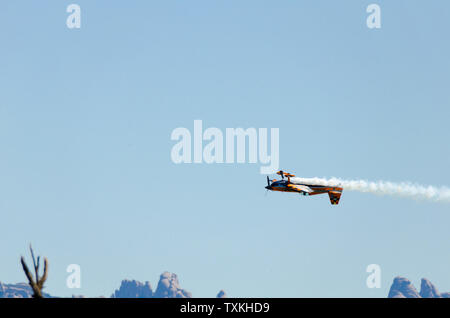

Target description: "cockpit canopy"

left=271, top=180, right=287, bottom=187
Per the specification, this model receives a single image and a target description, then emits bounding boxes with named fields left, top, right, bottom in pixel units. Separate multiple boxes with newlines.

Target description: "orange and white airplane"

left=265, top=170, right=343, bottom=205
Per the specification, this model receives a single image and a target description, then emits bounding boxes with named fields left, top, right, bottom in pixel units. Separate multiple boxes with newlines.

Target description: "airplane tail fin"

left=328, top=191, right=342, bottom=205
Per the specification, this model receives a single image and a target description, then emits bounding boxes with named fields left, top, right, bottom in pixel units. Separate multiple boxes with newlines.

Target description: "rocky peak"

left=388, top=276, right=449, bottom=298
left=111, top=279, right=153, bottom=298
left=153, top=272, right=192, bottom=298
left=216, top=290, right=227, bottom=298
left=420, top=278, right=441, bottom=298
left=387, top=276, right=421, bottom=298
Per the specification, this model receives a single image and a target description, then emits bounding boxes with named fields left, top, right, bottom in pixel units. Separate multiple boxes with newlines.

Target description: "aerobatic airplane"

left=265, top=171, right=343, bottom=205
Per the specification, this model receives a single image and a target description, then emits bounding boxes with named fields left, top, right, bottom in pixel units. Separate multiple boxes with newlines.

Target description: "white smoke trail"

left=290, top=177, right=450, bottom=203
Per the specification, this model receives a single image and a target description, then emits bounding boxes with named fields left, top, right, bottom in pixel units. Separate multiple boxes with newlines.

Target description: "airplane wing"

left=288, top=184, right=312, bottom=193
left=328, top=191, right=342, bottom=205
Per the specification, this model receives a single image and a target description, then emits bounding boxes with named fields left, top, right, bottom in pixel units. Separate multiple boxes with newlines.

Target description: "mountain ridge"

left=2, top=274, right=449, bottom=298
left=0, top=271, right=223, bottom=298
left=388, top=276, right=450, bottom=298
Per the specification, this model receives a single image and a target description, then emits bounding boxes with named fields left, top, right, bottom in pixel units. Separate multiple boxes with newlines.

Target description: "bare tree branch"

left=20, top=245, right=49, bottom=298
left=37, top=257, right=48, bottom=290
left=20, top=256, right=35, bottom=285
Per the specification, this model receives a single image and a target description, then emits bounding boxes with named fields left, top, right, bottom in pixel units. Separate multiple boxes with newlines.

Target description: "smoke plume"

left=290, top=177, right=450, bottom=203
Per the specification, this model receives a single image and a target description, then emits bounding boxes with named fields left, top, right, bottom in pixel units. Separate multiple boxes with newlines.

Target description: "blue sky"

left=1, top=1, right=449, bottom=297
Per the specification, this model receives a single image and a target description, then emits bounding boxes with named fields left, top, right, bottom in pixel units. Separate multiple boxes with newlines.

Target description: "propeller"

left=265, top=176, right=272, bottom=196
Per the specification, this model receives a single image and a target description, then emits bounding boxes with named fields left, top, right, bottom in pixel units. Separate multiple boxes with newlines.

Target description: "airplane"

left=265, top=170, right=343, bottom=205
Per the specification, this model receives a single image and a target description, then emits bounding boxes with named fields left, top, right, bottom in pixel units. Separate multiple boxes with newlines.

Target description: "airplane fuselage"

left=266, top=181, right=341, bottom=195
left=266, top=172, right=343, bottom=205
